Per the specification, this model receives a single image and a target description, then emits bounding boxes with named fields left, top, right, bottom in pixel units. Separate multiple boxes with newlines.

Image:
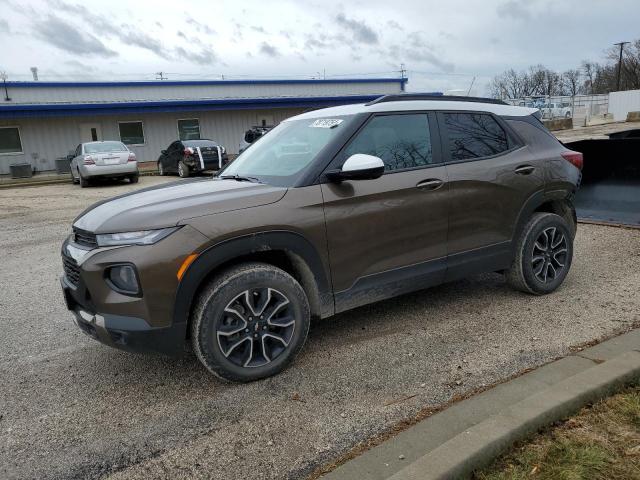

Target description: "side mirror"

left=327, top=154, right=385, bottom=181
left=161, top=150, right=167, bottom=155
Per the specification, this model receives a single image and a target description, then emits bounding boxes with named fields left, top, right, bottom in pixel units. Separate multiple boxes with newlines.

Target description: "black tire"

left=178, top=161, right=189, bottom=178
left=72, top=170, right=79, bottom=184
left=129, top=174, right=139, bottom=184
left=505, top=213, right=573, bottom=295
left=157, top=162, right=166, bottom=176
left=79, top=172, right=89, bottom=188
left=191, top=262, right=310, bottom=382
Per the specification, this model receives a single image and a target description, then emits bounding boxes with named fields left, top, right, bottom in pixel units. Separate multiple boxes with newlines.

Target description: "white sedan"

left=70, top=141, right=139, bottom=188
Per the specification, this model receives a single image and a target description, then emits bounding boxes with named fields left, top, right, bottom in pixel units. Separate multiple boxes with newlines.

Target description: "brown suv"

left=61, top=95, right=583, bottom=382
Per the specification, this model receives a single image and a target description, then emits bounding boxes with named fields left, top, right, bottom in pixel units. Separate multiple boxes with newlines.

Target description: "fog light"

left=106, top=264, right=140, bottom=295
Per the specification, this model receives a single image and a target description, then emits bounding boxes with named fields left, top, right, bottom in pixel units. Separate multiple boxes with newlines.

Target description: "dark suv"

left=60, top=95, right=582, bottom=382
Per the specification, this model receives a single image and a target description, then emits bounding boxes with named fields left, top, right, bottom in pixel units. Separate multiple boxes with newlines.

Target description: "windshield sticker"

left=309, top=119, right=343, bottom=129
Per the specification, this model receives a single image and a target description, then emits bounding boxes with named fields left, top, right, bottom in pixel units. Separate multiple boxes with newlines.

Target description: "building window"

left=118, top=121, right=145, bottom=145
left=443, top=113, right=509, bottom=161
left=178, top=119, right=200, bottom=140
left=0, top=127, right=23, bottom=154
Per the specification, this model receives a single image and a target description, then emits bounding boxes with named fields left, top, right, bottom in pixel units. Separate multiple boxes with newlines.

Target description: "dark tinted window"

left=444, top=113, right=509, bottom=161
left=344, top=114, right=434, bottom=171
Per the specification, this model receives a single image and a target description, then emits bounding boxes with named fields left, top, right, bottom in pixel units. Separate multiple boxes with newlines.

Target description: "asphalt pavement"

left=1, top=177, right=639, bottom=480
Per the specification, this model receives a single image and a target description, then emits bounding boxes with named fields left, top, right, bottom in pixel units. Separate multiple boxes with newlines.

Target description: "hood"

left=74, top=178, right=287, bottom=233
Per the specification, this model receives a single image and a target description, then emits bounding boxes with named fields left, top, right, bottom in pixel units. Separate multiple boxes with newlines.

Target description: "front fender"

left=172, top=230, right=333, bottom=329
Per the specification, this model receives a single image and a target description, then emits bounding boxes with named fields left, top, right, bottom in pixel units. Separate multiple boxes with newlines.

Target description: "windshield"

left=220, top=116, right=353, bottom=186
left=84, top=141, right=128, bottom=153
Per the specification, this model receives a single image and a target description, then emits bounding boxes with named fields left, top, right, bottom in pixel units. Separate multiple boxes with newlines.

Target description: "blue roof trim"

left=5, top=78, right=409, bottom=88
left=0, top=95, right=385, bottom=118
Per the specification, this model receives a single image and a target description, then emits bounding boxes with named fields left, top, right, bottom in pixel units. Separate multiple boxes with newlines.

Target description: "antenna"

left=155, top=71, right=167, bottom=80
left=0, top=72, right=10, bottom=101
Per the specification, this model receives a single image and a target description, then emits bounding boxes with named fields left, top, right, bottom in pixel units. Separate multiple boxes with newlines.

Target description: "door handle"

left=515, top=165, right=535, bottom=175
left=416, top=179, right=444, bottom=191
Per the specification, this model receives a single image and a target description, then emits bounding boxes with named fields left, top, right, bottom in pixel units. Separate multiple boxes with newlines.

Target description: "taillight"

left=561, top=150, right=583, bottom=170
left=83, top=155, right=95, bottom=165
left=128, top=152, right=136, bottom=162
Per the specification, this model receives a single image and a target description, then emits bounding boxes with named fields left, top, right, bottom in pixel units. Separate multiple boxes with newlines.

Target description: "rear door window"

left=343, top=114, right=434, bottom=172
left=443, top=112, right=509, bottom=161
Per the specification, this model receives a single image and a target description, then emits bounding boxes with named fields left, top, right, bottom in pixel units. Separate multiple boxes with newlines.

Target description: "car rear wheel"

left=79, top=171, right=89, bottom=188
left=505, top=212, right=573, bottom=295
left=190, top=262, right=310, bottom=382
left=178, top=161, right=189, bottom=178
left=129, top=174, right=139, bottom=184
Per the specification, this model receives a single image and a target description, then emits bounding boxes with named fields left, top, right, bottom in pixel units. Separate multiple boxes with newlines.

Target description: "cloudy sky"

left=0, top=0, right=638, bottom=93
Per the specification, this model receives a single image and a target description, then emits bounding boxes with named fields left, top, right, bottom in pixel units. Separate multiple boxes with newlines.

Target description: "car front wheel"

left=158, top=162, right=166, bottom=176
left=190, top=262, right=310, bottom=382
left=505, top=212, right=574, bottom=295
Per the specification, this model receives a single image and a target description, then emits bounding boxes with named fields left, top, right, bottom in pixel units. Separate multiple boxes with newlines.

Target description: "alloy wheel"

left=217, top=288, right=296, bottom=368
left=531, top=227, right=567, bottom=283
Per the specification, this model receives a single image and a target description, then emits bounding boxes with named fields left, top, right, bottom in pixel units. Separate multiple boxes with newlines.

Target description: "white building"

left=0, top=77, right=408, bottom=174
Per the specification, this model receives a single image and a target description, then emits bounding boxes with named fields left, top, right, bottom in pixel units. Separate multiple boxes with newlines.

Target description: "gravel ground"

left=0, top=178, right=639, bottom=480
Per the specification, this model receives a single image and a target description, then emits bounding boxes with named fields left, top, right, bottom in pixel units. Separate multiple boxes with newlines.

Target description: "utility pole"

left=614, top=41, right=629, bottom=91
left=155, top=71, right=167, bottom=80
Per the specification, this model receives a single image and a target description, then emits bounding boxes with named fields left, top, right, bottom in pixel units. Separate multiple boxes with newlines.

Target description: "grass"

left=474, top=386, right=640, bottom=480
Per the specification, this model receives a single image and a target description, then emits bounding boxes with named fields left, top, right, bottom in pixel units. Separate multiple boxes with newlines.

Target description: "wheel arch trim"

left=172, top=230, right=333, bottom=330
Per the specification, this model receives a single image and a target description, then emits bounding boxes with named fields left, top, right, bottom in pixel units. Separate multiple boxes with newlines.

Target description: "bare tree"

left=562, top=69, right=582, bottom=96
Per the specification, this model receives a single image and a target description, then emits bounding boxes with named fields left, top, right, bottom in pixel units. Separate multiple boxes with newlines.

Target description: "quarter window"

left=0, top=127, right=23, bottom=154
left=443, top=113, right=509, bottom=161
left=118, top=121, right=145, bottom=145
left=343, top=114, right=433, bottom=171
left=178, top=119, right=201, bottom=140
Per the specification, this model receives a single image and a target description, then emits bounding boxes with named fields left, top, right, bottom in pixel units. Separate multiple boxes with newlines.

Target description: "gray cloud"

left=387, top=33, right=455, bottom=73
left=52, top=1, right=172, bottom=59
left=335, top=13, right=378, bottom=45
left=34, top=16, right=117, bottom=57
left=251, top=25, right=266, bottom=33
left=175, top=46, right=218, bottom=65
left=185, top=15, right=216, bottom=35
left=0, top=18, right=10, bottom=33
left=496, top=0, right=532, bottom=20
left=259, top=41, right=279, bottom=57
left=387, top=20, right=402, bottom=31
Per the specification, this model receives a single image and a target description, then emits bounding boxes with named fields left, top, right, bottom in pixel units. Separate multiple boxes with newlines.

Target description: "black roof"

left=365, top=94, right=508, bottom=106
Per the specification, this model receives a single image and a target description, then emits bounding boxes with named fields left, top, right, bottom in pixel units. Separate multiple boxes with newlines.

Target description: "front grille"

left=62, top=254, right=81, bottom=286
left=73, top=228, right=98, bottom=249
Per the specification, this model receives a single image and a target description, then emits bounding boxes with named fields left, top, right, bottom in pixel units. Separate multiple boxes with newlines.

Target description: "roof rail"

left=365, top=94, right=508, bottom=106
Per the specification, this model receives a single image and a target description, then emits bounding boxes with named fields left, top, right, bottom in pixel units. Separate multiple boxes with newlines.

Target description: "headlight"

left=96, top=227, right=179, bottom=247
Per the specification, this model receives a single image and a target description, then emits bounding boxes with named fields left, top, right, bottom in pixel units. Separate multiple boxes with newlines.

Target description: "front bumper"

left=59, top=225, right=210, bottom=355
left=61, top=275, right=186, bottom=355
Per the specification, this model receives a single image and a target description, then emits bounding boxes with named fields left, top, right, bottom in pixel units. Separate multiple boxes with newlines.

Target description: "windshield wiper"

left=218, top=174, right=262, bottom=183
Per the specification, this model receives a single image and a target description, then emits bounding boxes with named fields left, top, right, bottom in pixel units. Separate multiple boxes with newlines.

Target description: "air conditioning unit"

left=10, top=163, right=33, bottom=179
left=55, top=157, right=71, bottom=174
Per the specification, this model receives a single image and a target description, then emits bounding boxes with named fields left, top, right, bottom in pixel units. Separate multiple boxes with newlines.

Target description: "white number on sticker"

left=310, top=119, right=343, bottom=128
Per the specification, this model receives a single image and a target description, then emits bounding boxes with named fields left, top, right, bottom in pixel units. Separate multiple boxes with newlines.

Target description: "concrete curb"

left=323, top=329, right=640, bottom=480
left=389, top=350, right=640, bottom=480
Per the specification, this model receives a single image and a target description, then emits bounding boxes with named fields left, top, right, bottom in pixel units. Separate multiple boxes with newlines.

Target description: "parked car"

left=70, top=141, right=138, bottom=188
left=157, top=139, right=228, bottom=177
left=60, top=95, right=582, bottom=382
left=541, top=102, right=572, bottom=119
